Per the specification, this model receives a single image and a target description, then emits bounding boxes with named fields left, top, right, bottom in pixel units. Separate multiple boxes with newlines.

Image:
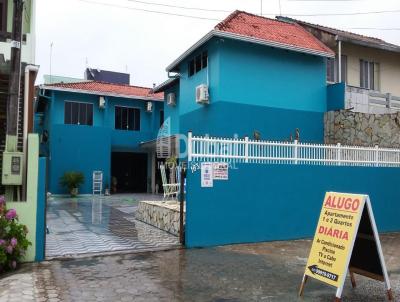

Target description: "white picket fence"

left=187, top=133, right=400, bottom=167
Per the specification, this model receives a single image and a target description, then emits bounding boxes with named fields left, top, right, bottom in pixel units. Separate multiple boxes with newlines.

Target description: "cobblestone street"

left=1, top=233, right=400, bottom=302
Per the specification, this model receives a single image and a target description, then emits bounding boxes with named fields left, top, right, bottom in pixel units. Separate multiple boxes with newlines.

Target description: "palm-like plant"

left=60, top=172, right=84, bottom=196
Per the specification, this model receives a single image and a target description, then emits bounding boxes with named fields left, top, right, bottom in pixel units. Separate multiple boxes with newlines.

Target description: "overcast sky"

left=35, top=0, right=400, bottom=87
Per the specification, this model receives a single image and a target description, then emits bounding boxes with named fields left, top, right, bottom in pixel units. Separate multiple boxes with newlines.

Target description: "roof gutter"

left=38, top=85, right=164, bottom=102
left=166, top=29, right=334, bottom=72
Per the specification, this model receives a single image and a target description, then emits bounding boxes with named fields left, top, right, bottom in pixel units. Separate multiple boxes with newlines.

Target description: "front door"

left=111, top=152, right=147, bottom=193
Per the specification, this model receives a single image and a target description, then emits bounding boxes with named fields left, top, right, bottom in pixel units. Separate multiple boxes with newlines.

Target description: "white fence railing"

left=187, top=133, right=400, bottom=167
left=346, top=86, right=400, bottom=114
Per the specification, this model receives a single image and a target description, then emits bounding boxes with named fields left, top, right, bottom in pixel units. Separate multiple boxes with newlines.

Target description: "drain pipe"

left=22, top=64, right=39, bottom=199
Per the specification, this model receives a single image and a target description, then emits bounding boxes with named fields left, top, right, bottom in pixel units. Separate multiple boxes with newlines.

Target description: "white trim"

left=39, top=85, right=163, bottom=102
left=166, top=29, right=334, bottom=71
left=166, top=31, right=214, bottom=72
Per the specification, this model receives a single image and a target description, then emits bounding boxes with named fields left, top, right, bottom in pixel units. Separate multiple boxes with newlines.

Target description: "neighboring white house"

left=279, top=17, right=400, bottom=114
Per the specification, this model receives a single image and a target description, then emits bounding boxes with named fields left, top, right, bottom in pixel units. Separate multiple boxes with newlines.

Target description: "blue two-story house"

left=154, top=10, right=336, bottom=146
left=35, top=81, right=164, bottom=194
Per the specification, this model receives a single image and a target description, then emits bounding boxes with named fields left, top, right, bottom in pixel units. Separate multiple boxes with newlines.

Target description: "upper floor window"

left=0, top=0, right=7, bottom=33
left=188, top=51, right=208, bottom=77
left=64, top=101, right=93, bottom=126
left=360, top=59, right=380, bottom=90
left=115, top=106, right=140, bottom=131
left=326, top=55, right=347, bottom=83
left=159, top=110, right=164, bottom=128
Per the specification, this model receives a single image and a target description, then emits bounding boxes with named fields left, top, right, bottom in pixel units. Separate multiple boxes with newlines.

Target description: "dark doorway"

left=111, top=152, right=147, bottom=193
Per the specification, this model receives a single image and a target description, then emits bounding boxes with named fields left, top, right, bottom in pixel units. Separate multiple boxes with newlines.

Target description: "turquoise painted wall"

left=218, top=39, right=327, bottom=112
left=327, top=82, right=346, bottom=111
left=164, top=83, right=180, bottom=135
left=186, top=163, right=400, bottom=247
left=180, top=101, right=324, bottom=142
left=37, top=90, right=163, bottom=194
left=165, top=37, right=329, bottom=142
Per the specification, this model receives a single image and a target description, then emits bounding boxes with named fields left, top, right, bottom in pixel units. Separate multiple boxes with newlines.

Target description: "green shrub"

left=59, top=171, right=85, bottom=192
left=0, top=196, right=31, bottom=273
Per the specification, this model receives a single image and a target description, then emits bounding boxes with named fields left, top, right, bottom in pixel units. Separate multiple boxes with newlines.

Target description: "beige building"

left=278, top=17, right=400, bottom=113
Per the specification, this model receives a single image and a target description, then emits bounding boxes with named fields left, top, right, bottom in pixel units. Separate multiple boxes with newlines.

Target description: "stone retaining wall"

left=135, top=201, right=185, bottom=236
left=324, top=110, right=400, bottom=148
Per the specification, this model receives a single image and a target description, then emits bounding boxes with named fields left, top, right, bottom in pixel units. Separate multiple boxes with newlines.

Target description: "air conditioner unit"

left=196, top=84, right=209, bottom=104
left=99, top=96, right=106, bottom=109
left=167, top=93, right=176, bottom=106
left=146, top=101, right=153, bottom=112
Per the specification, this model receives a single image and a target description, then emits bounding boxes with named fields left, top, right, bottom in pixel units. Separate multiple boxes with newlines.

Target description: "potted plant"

left=60, top=171, right=84, bottom=197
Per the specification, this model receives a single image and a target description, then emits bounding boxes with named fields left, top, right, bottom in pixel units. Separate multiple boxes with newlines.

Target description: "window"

left=64, top=101, right=93, bottom=125
left=0, top=0, right=7, bottom=33
left=188, top=59, right=195, bottom=77
left=188, top=51, right=208, bottom=77
left=159, top=110, right=164, bottom=128
left=195, top=55, right=202, bottom=73
left=360, top=59, right=379, bottom=90
left=202, top=51, right=208, bottom=69
left=326, top=55, right=347, bottom=83
left=327, top=58, right=335, bottom=82
left=115, top=106, right=140, bottom=131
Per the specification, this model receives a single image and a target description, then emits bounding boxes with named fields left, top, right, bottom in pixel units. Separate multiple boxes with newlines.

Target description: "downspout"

left=22, top=64, right=39, bottom=199
left=337, top=36, right=342, bottom=83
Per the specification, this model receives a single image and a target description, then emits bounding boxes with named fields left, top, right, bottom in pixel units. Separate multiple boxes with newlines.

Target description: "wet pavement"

left=1, top=233, right=399, bottom=302
left=46, top=194, right=180, bottom=258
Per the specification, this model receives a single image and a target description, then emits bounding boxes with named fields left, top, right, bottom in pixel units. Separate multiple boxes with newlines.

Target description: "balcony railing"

left=345, top=86, right=400, bottom=114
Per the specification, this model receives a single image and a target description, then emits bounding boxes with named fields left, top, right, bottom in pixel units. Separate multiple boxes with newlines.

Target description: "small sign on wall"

left=201, top=163, right=213, bottom=187
left=213, top=162, right=228, bottom=180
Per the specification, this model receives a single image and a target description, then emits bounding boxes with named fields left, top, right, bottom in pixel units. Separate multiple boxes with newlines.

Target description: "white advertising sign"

left=213, top=163, right=229, bottom=180
left=201, top=162, right=213, bottom=187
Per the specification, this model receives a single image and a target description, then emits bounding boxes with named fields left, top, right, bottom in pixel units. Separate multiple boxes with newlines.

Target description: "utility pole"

left=6, top=0, right=24, bottom=151
left=5, top=0, right=24, bottom=200
left=260, top=0, right=263, bottom=16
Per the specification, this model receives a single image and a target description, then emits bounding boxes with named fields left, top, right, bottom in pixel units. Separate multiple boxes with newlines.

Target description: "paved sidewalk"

left=1, top=233, right=399, bottom=301
left=46, top=194, right=179, bottom=258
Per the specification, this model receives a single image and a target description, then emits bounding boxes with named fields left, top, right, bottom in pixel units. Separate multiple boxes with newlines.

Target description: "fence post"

left=244, top=136, right=249, bottom=163
left=188, top=131, right=192, bottom=162
left=386, top=93, right=392, bottom=109
left=294, top=140, right=298, bottom=164
left=375, top=145, right=379, bottom=167
left=337, top=143, right=341, bottom=166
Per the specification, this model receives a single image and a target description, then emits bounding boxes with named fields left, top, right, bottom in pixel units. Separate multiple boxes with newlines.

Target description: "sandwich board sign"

left=299, top=192, right=393, bottom=301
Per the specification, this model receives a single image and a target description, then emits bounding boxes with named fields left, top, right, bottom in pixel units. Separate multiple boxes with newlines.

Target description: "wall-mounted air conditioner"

left=99, top=96, right=106, bottom=109
left=167, top=93, right=176, bottom=106
left=146, top=101, right=153, bottom=112
left=196, top=84, right=209, bottom=104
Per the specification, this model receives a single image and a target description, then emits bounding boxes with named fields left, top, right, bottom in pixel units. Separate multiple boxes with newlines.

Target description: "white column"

left=338, top=40, right=342, bottom=83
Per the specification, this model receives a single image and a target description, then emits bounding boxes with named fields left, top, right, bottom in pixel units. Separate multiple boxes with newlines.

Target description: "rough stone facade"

left=324, top=110, right=400, bottom=148
left=135, top=201, right=185, bottom=236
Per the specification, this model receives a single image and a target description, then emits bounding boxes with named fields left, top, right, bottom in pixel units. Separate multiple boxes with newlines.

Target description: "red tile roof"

left=45, top=81, right=164, bottom=100
left=215, top=10, right=334, bottom=56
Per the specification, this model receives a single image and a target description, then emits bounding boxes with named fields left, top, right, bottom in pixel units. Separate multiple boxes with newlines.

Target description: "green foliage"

left=59, top=171, right=85, bottom=191
left=165, top=156, right=177, bottom=166
left=0, top=196, right=31, bottom=273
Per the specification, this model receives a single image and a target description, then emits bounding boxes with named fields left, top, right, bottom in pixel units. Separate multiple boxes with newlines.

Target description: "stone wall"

left=324, top=110, right=400, bottom=147
left=135, top=201, right=185, bottom=236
